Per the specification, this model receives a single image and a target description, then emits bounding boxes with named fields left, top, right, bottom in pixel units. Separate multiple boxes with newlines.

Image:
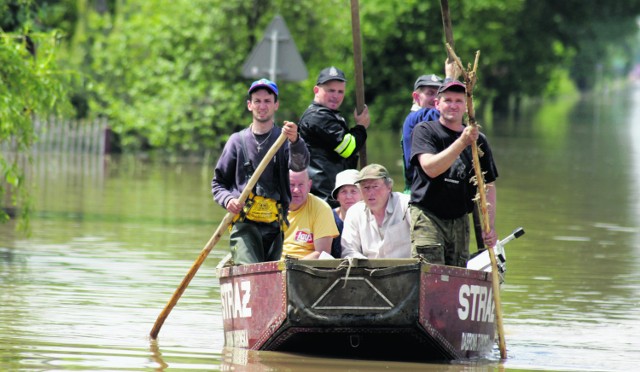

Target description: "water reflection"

left=491, top=85, right=640, bottom=372
left=629, top=84, right=640, bottom=253
left=0, top=220, right=224, bottom=370
left=149, top=341, right=169, bottom=370
left=219, top=347, right=504, bottom=372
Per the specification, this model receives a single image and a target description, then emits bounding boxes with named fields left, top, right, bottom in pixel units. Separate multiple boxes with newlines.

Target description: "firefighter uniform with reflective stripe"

left=299, top=102, right=367, bottom=206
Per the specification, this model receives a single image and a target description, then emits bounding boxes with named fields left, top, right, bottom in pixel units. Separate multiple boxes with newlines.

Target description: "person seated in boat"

left=211, top=78, right=309, bottom=265
left=329, top=169, right=362, bottom=258
left=282, top=169, right=339, bottom=259
left=340, top=164, right=411, bottom=259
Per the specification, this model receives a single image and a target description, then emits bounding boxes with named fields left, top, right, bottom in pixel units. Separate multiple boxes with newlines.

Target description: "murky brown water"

left=2, top=85, right=640, bottom=370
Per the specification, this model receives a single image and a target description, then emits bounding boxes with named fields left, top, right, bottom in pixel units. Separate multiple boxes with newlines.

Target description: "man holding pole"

left=211, top=78, right=309, bottom=264
left=409, top=79, right=498, bottom=267
left=298, top=67, right=370, bottom=207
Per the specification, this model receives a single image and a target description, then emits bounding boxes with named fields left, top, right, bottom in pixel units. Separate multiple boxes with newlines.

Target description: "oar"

left=439, top=0, right=507, bottom=359
left=149, top=130, right=288, bottom=340
left=350, top=0, right=367, bottom=167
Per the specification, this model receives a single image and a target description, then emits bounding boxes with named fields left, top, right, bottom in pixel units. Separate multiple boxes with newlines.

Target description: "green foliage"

left=84, top=0, right=353, bottom=155
left=358, top=0, right=446, bottom=134
left=57, top=0, right=640, bottom=152
left=0, top=28, right=71, bottom=226
left=3, top=0, right=640, bottom=227
left=87, top=1, right=243, bottom=153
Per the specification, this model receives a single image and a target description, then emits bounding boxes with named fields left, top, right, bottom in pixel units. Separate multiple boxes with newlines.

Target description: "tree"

left=1, top=1, right=71, bottom=227
left=64, top=0, right=640, bottom=149
left=84, top=0, right=353, bottom=155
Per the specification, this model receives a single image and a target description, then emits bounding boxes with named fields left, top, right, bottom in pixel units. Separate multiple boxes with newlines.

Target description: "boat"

left=217, top=256, right=500, bottom=362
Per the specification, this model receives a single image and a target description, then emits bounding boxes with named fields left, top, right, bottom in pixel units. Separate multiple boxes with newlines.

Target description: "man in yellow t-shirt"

left=283, top=169, right=339, bottom=259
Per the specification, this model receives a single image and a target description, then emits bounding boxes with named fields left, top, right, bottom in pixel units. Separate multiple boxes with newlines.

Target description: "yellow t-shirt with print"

left=283, top=194, right=339, bottom=259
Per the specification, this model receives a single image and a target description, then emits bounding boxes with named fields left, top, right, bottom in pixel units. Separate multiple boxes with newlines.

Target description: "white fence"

left=32, top=117, right=110, bottom=155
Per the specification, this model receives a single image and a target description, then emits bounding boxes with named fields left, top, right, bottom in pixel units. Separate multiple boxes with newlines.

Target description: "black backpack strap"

left=240, top=130, right=255, bottom=179
left=231, top=131, right=256, bottom=227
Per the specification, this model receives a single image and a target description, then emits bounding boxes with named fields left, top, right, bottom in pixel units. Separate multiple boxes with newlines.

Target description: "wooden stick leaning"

left=446, top=44, right=507, bottom=359
left=439, top=0, right=485, bottom=252
left=350, top=0, right=367, bottom=168
left=149, top=131, right=288, bottom=340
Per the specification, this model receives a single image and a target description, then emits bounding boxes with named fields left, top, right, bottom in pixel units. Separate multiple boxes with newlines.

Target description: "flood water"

left=2, top=85, right=640, bottom=371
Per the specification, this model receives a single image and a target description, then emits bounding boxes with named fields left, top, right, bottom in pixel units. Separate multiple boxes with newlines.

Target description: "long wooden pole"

left=149, top=131, right=288, bottom=340
left=350, top=0, right=367, bottom=168
left=441, top=0, right=485, bottom=252
left=440, top=0, right=455, bottom=58
left=439, top=0, right=507, bottom=359
left=441, top=0, right=483, bottom=252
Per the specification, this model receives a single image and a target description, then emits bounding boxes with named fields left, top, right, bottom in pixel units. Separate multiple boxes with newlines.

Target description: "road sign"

left=241, top=15, right=308, bottom=82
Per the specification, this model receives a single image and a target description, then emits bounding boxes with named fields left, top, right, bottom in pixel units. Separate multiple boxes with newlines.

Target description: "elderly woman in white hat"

left=330, top=169, right=362, bottom=258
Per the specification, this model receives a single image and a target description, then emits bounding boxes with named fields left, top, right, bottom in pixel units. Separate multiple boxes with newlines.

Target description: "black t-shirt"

left=410, top=120, right=498, bottom=219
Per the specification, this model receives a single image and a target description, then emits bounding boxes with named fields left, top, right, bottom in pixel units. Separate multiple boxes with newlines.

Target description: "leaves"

left=1, top=27, right=70, bottom=227
left=6, top=0, right=640, bottom=156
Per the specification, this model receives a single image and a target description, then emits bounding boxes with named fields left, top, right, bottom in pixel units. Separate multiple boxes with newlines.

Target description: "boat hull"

left=218, top=258, right=497, bottom=361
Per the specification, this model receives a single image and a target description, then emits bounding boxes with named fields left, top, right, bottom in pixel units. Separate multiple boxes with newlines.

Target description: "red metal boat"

left=217, top=257, right=499, bottom=362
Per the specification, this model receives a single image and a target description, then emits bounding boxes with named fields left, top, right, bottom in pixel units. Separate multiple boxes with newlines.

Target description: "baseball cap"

left=414, top=74, right=443, bottom=90
left=355, top=164, right=390, bottom=183
left=316, top=66, right=346, bottom=85
left=331, top=169, right=359, bottom=200
left=437, top=80, right=466, bottom=94
left=248, top=78, right=278, bottom=97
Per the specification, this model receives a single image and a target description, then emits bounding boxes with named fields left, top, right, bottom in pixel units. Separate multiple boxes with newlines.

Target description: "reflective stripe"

left=333, top=133, right=356, bottom=158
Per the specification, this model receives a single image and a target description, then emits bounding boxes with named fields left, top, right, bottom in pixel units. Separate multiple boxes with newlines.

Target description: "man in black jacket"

left=298, top=66, right=370, bottom=206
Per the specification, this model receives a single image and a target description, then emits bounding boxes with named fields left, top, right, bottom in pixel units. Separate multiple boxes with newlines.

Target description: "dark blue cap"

left=248, top=78, right=278, bottom=96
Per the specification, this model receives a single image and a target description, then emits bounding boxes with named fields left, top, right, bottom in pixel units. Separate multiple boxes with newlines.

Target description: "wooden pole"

left=350, top=0, right=367, bottom=167
left=440, top=1, right=507, bottom=359
left=149, top=131, right=288, bottom=340
left=441, top=0, right=484, bottom=252
left=447, top=45, right=507, bottom=360
left=440, top=0, right=455, bottom=57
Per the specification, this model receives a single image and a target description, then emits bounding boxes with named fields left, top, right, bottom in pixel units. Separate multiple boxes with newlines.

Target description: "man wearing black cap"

left=409, top=80, right=499, bottom=268
left=298, top=66, right=370, bottom=207
left=401, top=60, right=461, bottom=194
left=211, top=78, right=310, bottom=264
left=401, top=73, right=443, bottom=194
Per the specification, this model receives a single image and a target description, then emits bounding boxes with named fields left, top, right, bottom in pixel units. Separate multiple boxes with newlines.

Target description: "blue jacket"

left=401, top=106, right=440, bottom=192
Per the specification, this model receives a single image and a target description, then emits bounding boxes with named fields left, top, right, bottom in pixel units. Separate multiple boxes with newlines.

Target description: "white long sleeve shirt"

left=340, top=192, right=411, bottom=259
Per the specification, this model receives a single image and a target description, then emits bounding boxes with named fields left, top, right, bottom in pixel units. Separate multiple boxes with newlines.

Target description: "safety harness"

left=231, top=130, right=288, bottom=231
